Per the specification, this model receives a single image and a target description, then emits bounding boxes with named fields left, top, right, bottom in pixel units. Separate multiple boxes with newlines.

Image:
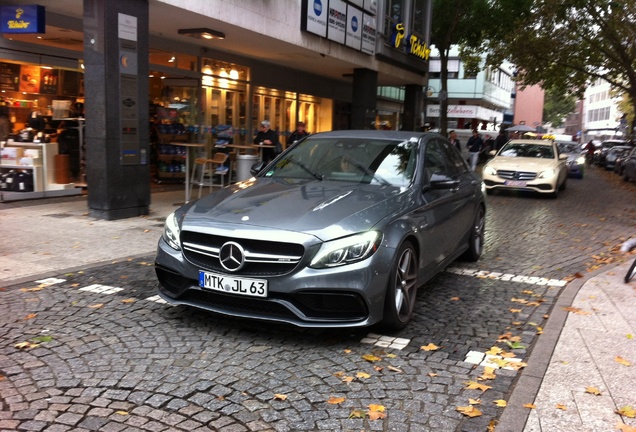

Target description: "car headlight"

left=576, top=156, right=586, bottom=165
left=162, top=212, right=181, bottom=250
left=538, top=169, right=555, bottom=179
left=483, top=166, right=497, bottom=176
left=310, top=231, right=382, bottom=269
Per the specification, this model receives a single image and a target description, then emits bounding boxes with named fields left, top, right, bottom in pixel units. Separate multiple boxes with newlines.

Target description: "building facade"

left=425, top=46, right=514, bottom=132
left=582, top=77, right=623, bottom=142
left=1, top=0, right=432, bottom=218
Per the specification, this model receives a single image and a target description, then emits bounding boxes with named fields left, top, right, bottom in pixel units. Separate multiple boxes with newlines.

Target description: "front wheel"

left=382, top=241, right=418, bottom=331
left=626, top=258, right=636, bottom=283
left=462, top=206, right=485, bottom=261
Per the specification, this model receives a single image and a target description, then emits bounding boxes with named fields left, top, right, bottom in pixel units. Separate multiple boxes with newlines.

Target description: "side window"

left=423, top=139, right=451, bottom=182
left=441, top=139, right=469, bottom=176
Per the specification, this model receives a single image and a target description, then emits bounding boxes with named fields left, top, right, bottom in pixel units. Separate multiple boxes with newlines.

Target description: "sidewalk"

left=498, top=259, right=636, bottom=432
left=1, top=190, right=635, bottom=432
left=0, top=188, right=183, bottom=285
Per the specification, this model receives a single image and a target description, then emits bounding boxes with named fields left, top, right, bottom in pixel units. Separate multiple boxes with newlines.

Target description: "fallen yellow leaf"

left=273, top=394, right=288, bottom=401
left=509, top=308, right=522, bottom=313
left=420, top=343, right=440, bottom=351
left=524, top=403, right=536, bottom=409
left=368, top=404, right=385, bottom=412
left=555, top=404, right=567, bottom=411
left=450, top=296, right=460, bottom=301
left=342, top=376, right=354, bottom=383
left=344, top=349, right=352, bottom=354
left=115, top=411, right=129, bottom=415
left=327, top=396, right=345, bottom=404
left=387, top=365, right=403, bottom=373
left=14, top=341, right=39, bottom=350
left=349, top=409, right=366, bottom=419
left=24, top=313, right=37, bottom=320
left=585, top=386, right=602, bottom=396
left=356, top=372, right=371, bottom=379
left=367, top=410, right=387, bottom=420
left=494, top=400, right=507, bottom=407
left=428, top=372, right=438, bottom=377
left=362, top=354, right=382, bottom=362
left=121, top=298, right=136, bottom=303
left=616, top=422, right=636, bottom=432
left=616, top=406, right=636, bottom=418
left=615, top=356, right=631, bottom=367
left=468, top=398, right=481, bottom=405
left=479, top=367, right=496, bottom=380
left=485, top=346, right=503, bottom=355
left=464, top=381, right=492, bottom=392
left=386, top=353, right=397, bottom=358
left=456, top=405, right=482, bottom=417
left=562, top=306, right=591, bottom=315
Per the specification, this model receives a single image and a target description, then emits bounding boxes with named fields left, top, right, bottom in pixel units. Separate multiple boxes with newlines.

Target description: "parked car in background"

left=613, top=146, right=635, bottom=175
left=482, top=139, right=568, bottom=198
left=622, top=147, right=636, bottom=183
left=603, top=145, right=632, bottom=171
left=595, top=139, right=628, bottom=165
left=155, top=130, right=487, bottom=330
left=556, top=141, right=586, bottom=178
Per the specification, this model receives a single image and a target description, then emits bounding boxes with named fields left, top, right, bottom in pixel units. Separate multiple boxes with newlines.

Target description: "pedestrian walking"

left=466, top=129, right=484, bottom=171
left=449, top=130, right=461, bottom=152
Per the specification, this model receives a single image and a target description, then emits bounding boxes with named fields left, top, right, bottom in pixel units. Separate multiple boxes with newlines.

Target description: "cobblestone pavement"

left=1, top=165, right=635, bottom=432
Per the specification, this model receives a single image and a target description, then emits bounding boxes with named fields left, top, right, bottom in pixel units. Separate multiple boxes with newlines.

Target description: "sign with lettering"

left=327, top=0, right=346, bottom=45
left=1, top=5, right=45, bottom=34
left=407, top=34, right=430, bottom=60
left=301, top=0, right=327, bottom=37
left=345, top=5, right=362, bottom=50
left=361, top=13, right=376, bottom=55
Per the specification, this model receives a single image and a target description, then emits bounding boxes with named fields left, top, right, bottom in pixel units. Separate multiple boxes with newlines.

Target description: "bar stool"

left=190, top=152, right=229, bottom=199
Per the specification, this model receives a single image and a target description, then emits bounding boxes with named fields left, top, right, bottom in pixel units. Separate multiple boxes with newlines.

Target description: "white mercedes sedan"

left=482, top=139, right=568, bottom=198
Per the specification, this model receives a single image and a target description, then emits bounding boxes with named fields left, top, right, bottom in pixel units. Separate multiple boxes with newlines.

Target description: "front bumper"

left=154, top=237, right=395, bottom=328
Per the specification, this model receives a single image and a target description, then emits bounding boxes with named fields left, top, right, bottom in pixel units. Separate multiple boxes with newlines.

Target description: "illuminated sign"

left=1, top=5, right=45, bottom=34
left=391, top=22, right=429, bottom=61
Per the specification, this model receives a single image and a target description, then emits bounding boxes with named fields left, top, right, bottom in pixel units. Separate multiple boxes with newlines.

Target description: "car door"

left=414, top=137, right=469, bottom=274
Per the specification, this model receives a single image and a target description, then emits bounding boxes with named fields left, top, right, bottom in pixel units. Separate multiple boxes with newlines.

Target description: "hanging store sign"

left=327, top=0, right=346, bottom=45
left=391, top=22, right=430, bottom=61
left=345, top=5, right=362, bottom=50
left=302, top=0, right=376, bottom=56
left=1, top=5, right=45, bottom=34
left=361, top=13, right=376, bottom=55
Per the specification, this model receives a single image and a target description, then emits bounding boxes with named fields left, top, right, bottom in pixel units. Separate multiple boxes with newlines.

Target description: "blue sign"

left=1, top=5, right=45, bottom=34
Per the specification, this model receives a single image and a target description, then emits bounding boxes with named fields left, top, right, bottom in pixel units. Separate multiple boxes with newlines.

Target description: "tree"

left=543, top=86, right=577, bottom=128
left=429, top=0, right=533, bottom=136
left=486, top=0, right=636, bottom=137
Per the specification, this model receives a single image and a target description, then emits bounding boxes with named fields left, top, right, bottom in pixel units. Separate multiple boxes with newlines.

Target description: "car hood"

left=181, top=178, right=408, bottom=241
left=486, top=156, right=558, bottom=171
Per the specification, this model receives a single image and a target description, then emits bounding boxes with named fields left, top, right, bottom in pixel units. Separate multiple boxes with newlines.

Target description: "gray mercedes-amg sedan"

left=155, top=130, right=486, bottom=330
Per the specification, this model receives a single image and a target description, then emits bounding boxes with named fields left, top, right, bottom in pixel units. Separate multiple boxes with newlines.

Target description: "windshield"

left=499, top=143, right=554, bottom=159
left=261, top=136, right=418, bottom=187
left=557, top=143, right=579, bottom=153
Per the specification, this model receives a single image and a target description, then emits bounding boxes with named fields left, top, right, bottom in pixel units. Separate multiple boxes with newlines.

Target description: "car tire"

left=559, top=176, right=567, bottom=191
left=382, top=241, right=418, bottom=331
left=462, top=205, right=485, bottom=262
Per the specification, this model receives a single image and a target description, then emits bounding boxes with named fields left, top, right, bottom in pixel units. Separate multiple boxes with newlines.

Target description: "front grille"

left=496, top=170, right=537, bottom=181
left=181, top=231, right=305, bottom=276
left=179, top=289, right=368, bottom=322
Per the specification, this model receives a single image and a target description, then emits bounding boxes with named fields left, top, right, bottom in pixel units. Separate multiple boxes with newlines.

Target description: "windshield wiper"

left=343, top=156, right=392, bottom=186
left=286, top=157, right=323, bottom=180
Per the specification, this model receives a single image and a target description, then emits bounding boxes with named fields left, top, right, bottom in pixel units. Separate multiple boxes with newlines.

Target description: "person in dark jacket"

left=494, top=130, right=508, bottom=153
left=449, top=130, right=461, bottom=152
left=253, top=120, right=280, bottom=163
left=466, top=129, right=484, bottom=171
left=287, top=121, right=309, bottom=147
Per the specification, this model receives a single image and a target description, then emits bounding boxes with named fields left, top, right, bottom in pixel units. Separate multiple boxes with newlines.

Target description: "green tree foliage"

left=543, top=87, right=577, bottom=128
left=486, top=0, right=636, bottom=135
left=430, top=0, right=532, bottom=135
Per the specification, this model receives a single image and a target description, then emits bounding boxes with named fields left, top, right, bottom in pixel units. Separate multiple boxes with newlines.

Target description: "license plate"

left=505, top=180, right=527, bottom=187
left=199, top=271, right=268, bottom=298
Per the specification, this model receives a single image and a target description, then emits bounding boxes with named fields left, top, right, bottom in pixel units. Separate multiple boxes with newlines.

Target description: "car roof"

left=309, top=130, right=431, bottom=140
left=507, top=139, right=553, bottom=146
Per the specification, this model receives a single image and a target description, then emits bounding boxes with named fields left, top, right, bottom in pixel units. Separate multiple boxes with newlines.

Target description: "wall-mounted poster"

left=0, top=62, right=20, bottom=91
left=345, top=5, right=363, bottom=51
left=327, top=0, right=346, bottom=45
left=19, top=65, right=41, bottom=93
left=39, top=69, right=59, bottom=94
left=361, top=14, right=377, bottom=55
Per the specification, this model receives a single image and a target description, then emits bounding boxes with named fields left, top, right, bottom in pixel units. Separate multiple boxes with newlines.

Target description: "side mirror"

left=489, top=150, right=496, bottom=156
left=427, top=172, right=460, bottom=190
left=558, top=154, right=568, bottom=160
left=250, top=161, right=267, bottom=175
